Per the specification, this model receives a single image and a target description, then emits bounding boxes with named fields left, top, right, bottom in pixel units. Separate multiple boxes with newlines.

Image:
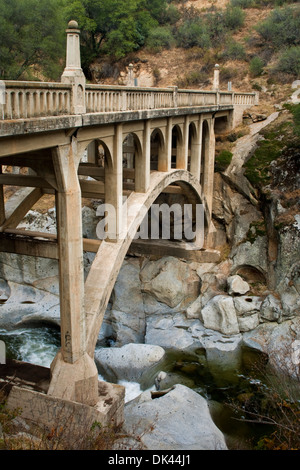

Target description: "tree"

left=0, top=0, right=65, bottom=80
left=255, top=6, right=300, bottom=50
left=63, top=0, right=161, bottom=76
left=249, top=56, right=265, bottom=77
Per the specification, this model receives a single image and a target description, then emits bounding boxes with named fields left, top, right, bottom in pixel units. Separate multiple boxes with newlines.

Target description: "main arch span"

left=84, top=169, right=212, bottom=358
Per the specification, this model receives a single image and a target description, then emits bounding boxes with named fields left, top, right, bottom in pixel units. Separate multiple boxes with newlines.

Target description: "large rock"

left=213, top=173, right=263, bottom=245
left=227, top=275, right=250, bottom=295
left=145, top=313, right=243, bottom=383
left=200, top=295, right=240, bottom=335
left=190, top=322, right=243, bottom=386
left=233, top=295, right=261, bottom=332
left=102, top=259, right=146, bottom=346
left=122, top=384, right=227, bottom=450
left=243, top=317, right=300, bottom=378
left=260, top=294, right=282, bottom=322
left=145, top=313, right=201, bottom=352
left=0, top=279, right=60, bottom=329
left=140, top=257, right=200, bottom=310
left=230, top=236, right=269, bottom=279
left=95, top=343, right=166, bottom=383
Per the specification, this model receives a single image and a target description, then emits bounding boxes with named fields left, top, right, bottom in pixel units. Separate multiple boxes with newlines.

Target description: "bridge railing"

left=0, top=81, right=257, bottom=120
left=1, top=81, right=72, bottom=120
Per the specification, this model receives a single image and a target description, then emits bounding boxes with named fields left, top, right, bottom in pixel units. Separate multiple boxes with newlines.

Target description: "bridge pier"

left=48, top=139, right=99, bottom=405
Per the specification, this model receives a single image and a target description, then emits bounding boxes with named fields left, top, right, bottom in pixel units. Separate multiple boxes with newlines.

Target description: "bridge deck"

left=0, top=81, right=257, bottom=138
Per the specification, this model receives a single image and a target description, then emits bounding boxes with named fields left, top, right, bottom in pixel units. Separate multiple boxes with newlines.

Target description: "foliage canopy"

left=0, top=0, right=65, bottom=80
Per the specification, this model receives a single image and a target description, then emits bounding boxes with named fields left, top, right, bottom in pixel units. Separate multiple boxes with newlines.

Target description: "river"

left=0, top=324, right=276, bottom=449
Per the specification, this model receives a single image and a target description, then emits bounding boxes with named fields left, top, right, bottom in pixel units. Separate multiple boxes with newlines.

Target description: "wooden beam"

left=4, top=228, right=57, bottom=240
left=128, top=239, right=220, bottom=263
left=83, top=238, right=101, bottom=253
left=0, top=173, right=54, bottom=189
left=0, top=131, right=70, bottom=158
left=0, top=233, right=58, bottom=259
left=0, top=187, right=43, bottom=232
left=79, top=180, right=105, bottom=199
left=0, top=150, right=53, bottom=167
left=3, top=228, right=102, bottom=254
left=78, top=164, right=135, bottom=180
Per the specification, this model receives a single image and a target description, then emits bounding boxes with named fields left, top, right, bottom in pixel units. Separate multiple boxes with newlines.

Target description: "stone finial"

left=61, top=21, right=86, bottom=114
left=213, top=64, right=220, bottom=91
left=67, top=20, right=79, bottom=30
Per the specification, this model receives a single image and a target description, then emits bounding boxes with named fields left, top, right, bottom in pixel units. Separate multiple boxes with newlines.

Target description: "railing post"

left=0, top=81, right=5, bottom=120
left=169, top=86, right=178, bottom=108
left=127, top=63, right=134, bottom=87
left=213, top=64, right=220, bottom=91
left=61, top=20, right=86, bottom=115
left=255, top=91, right=259, bottom=105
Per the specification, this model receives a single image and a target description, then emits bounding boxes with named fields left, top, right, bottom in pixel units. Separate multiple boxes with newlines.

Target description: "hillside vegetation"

left=0, top=0, right=299, bottom=93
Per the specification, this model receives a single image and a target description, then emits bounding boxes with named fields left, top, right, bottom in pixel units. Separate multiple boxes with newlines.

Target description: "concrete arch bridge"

left=0, top=22, right=258, bottom=414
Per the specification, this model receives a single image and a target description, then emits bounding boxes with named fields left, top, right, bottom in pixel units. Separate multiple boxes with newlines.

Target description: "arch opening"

left=200, top=120, right=210, bottom=187
left=188, top=122, right=199, bottom=176
left=122, top=132, right=143, bottom=192
left=171, top=124, right=184, bottom=169
left=81, top=139, right=112, bottom=170
left=150, top=128, right=165, bottom=171
left=214, top=115, right=229, bottom=135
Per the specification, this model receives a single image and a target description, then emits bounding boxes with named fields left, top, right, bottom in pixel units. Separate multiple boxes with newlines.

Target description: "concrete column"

left=0, top=166, right=5, bottom=226
left=135, top=120, right=150, bottom=192
left=105, top=123, right=123, bottom=241
left=52, top=140, right=86, bottom=364
left=49, top=139, right=98, bottom=406
left=203, top=119, right=216, bottom=217
left=190, top=119, right=202, bottom=179
left=61, top=21, right=86, bottom=114
left=178, top=116, right=189, bottom=170
left=158, top=118, right=172, bottom=172
left=87, top=140, right=97, bottom=164
left=213, top=64, right=220, bottom=91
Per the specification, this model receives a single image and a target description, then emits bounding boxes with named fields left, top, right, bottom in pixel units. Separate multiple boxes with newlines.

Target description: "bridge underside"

left=0, top=107, right=243, bottom=406
left=0, top=19, right=260, bottom=425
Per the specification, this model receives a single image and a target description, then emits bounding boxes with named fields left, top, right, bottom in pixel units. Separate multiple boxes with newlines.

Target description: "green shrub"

left=284, top=103, right=300, bottom=136
left=145, top=26, right=175, bottom=53
left=255, top=6, right=300, bottom=50
left=275, top=46, right=300, bottom=77
left=230, top=0, right=254, bottom=8
left=215, top=150, right=233, bottom=172
left=243, top=121, right=291, bottom=186
left=224, top=5, right=246, bottom=30
left=205, top=11, right=227, bottom=43
left=177, top=70, right=210, bottom=88
left=176, top=19, right=211, bottom=49
left=249, top=56, right=265, bottom=77
left=162, top=4, right=180, bottom=25
left=223, top=40, right=247, bottom=60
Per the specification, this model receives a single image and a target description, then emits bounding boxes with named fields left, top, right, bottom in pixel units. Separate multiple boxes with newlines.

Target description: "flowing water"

left=0, top=324, right=276, bottom=449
